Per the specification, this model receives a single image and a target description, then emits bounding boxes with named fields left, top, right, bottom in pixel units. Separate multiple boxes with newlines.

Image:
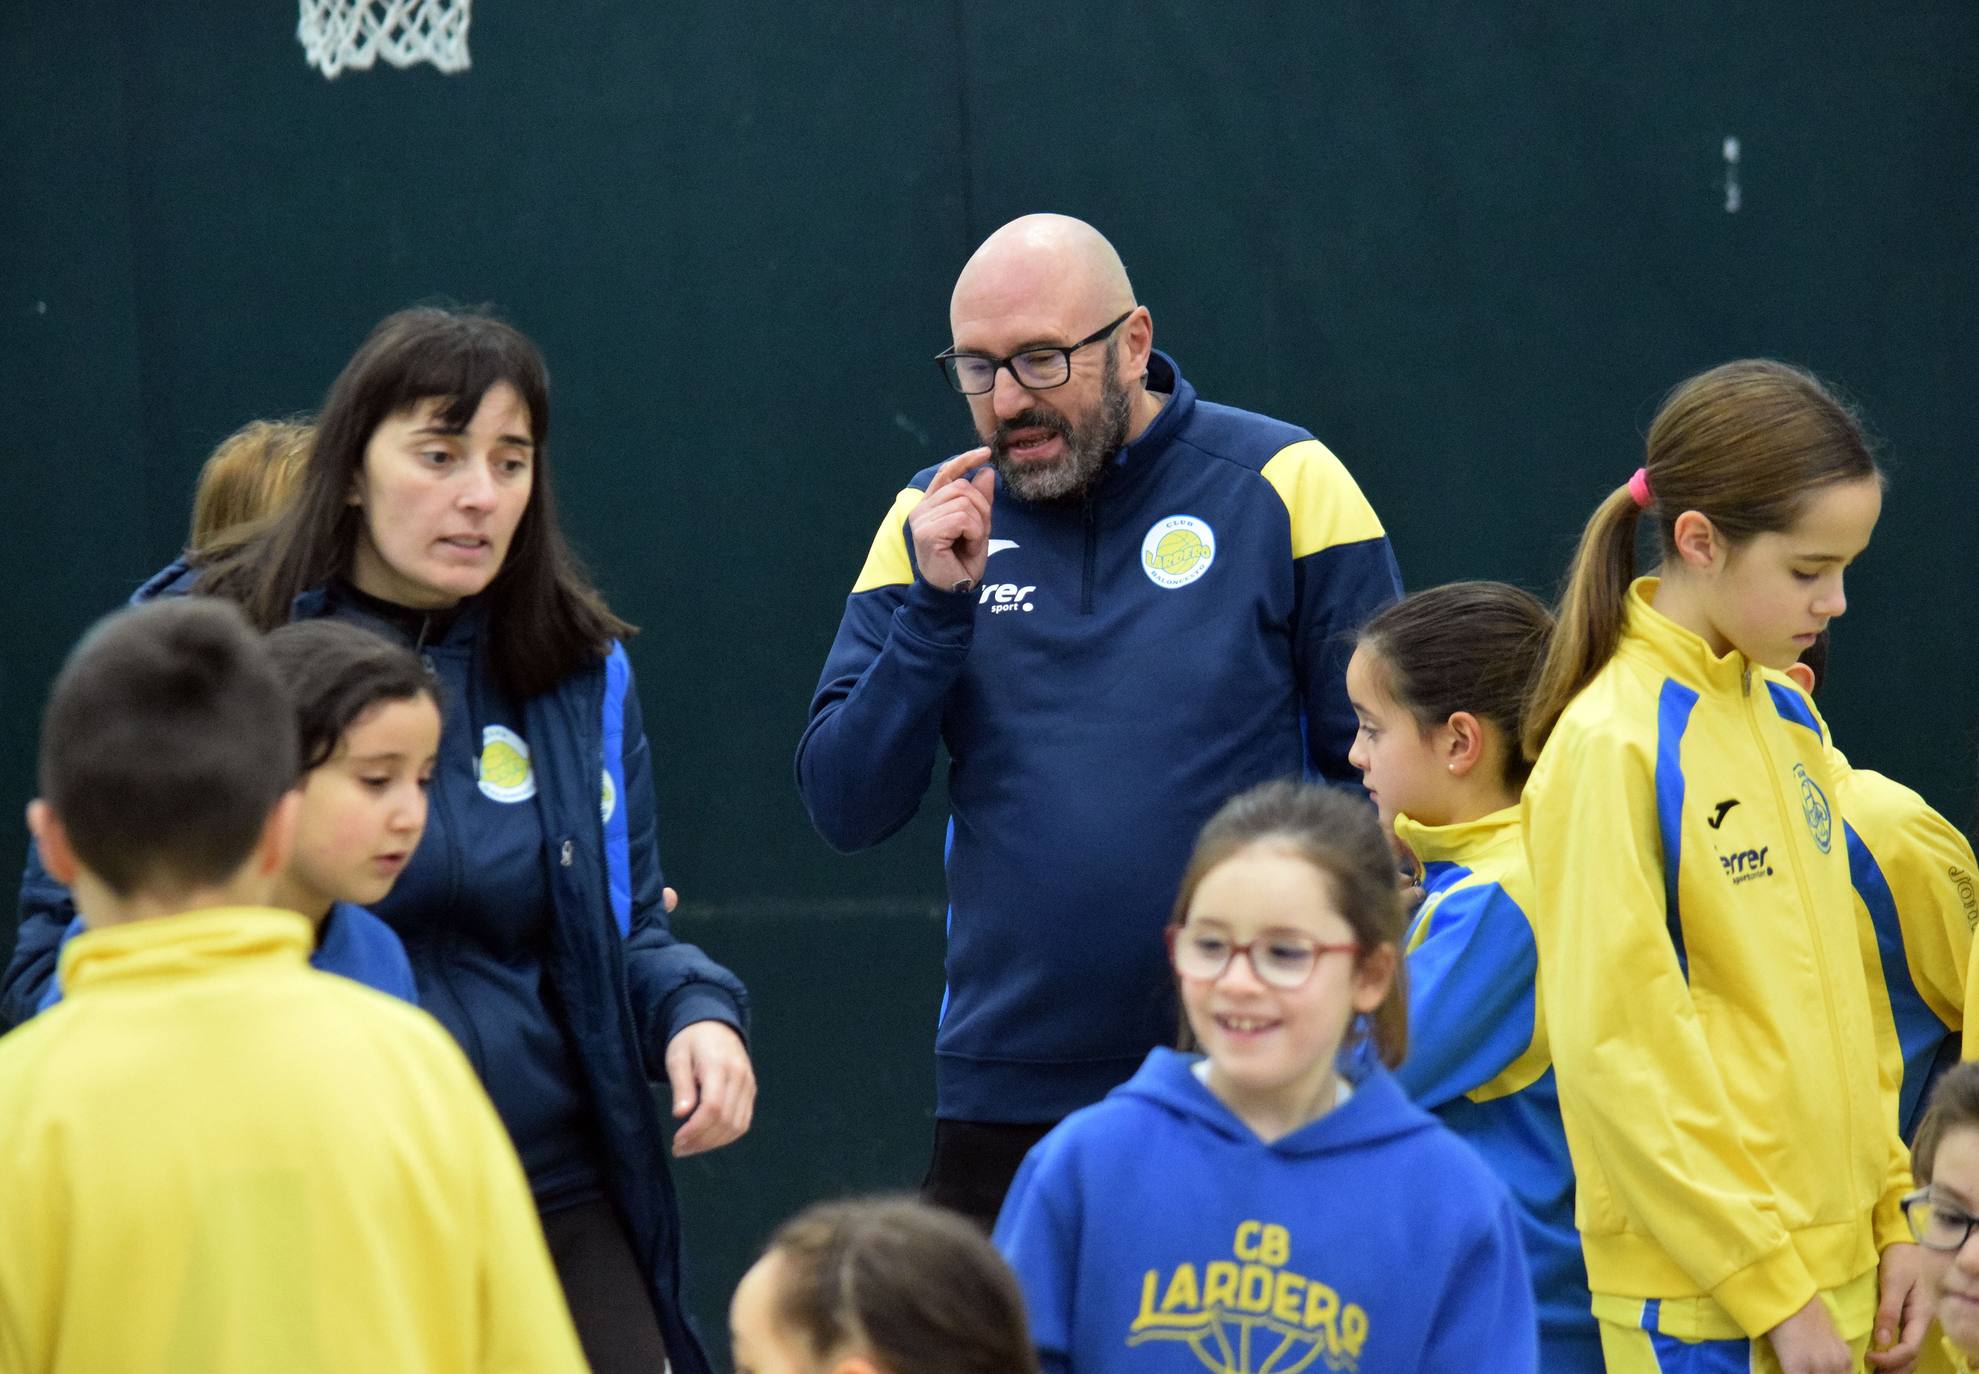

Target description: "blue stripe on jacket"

left=1846, top=819, right=1956, bottom=1138
left=1654, top=680, right=1702, bottom=980
left=1766, top=680, right=1822, bottom=736
left=602, top=644, right=634, bottom=938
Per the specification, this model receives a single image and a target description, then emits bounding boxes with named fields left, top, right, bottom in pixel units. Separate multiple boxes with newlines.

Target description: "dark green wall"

left=6, top=3, right=1977, bottom=1361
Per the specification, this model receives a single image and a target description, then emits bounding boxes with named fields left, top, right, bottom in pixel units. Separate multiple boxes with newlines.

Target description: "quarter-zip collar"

left=1614, top=576, right=1754, bottom=694
left=1394, top=805, right=1522, bottom=875
left=1099, top=349, right=1195, bottom=495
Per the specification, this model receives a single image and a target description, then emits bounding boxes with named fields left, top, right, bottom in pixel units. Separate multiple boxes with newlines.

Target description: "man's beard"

left=985, top=348, right=1132, bottom=505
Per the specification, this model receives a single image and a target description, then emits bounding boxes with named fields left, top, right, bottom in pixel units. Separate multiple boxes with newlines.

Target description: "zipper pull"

left=560, top=839, right=574, bottom=868
left=1741, top=666, right=1751, bottom=696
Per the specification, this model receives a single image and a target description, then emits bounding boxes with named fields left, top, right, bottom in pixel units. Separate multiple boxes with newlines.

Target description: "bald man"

left=796, top=216, right=1403, bottom=1224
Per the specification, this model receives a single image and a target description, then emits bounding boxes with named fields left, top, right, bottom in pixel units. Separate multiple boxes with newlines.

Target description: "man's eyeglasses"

left=935, top=310, right=1134, bottom=396
left=1166, top=925, right=1361, bottom=991
left=1902, top=1188, right=1979, bottom=1251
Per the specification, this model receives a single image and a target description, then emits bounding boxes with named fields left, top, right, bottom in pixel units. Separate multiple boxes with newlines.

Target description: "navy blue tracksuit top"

left=796, top=352, right=1403, bottom=1123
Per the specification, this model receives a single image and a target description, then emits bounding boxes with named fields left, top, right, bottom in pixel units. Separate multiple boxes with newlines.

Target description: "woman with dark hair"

left=5, top=306, right=755, bottom=1374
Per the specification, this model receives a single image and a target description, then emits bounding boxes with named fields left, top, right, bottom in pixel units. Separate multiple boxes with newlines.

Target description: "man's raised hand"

left=908, top=447, right=995, bottom=592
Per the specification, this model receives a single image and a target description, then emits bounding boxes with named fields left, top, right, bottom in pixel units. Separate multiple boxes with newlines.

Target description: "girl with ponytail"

left=1518, top=361, right=1921, bottom=1373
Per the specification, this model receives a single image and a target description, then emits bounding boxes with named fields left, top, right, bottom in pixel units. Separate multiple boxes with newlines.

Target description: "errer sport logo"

left=1717, top=845, right=1773, bottom=884
left=977, top=583, right=1036, bottom=614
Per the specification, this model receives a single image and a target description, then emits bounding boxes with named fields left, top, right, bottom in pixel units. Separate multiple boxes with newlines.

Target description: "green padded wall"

left=5, top=3, right=1976, bottom=1361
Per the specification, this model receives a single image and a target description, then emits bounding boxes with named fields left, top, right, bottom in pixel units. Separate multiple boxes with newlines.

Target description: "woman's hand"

left=664, top=1020, right=756, bottom=1157
left=1866, top=1241, right=1929, bottom=1371
left=1766, top=1297, right=1853, bottom=1374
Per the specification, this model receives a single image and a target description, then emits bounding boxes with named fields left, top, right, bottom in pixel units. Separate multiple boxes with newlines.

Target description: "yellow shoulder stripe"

left=850, top=487, right=924, bottom=593
left=1259, top=439, right=1385, bottom=559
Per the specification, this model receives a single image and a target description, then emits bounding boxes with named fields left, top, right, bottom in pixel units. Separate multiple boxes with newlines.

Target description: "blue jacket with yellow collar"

left=796, top=351, right=1402, bottom=1122
left=1391, top=807, right=1596, bottom=1370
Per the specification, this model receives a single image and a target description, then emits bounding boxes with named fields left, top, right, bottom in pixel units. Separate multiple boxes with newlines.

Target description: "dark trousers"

left=540, top=1197, right=670, bottom=1374
left=920, top=1117, right=1056, bottom=1231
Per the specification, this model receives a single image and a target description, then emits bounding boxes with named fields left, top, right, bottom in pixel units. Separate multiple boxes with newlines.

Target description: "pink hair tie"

left=1626, top=467, right=1654, bottom=509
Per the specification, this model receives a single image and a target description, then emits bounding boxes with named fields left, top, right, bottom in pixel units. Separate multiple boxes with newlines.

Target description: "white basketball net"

left=297, top=0, right=472, bottom=79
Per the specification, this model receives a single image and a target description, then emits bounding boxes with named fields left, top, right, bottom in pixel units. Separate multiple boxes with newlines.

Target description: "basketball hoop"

left=297, top=0, right=472, bottom=79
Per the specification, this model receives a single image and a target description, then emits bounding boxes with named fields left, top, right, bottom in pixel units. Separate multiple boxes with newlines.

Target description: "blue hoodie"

left=994, top=1048, right=1538, bottom=1374
left=36, top=902, right=419, bottom=1011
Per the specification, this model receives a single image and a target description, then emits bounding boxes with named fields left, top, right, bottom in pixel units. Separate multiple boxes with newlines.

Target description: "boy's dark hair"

left=1171, top=779, right=1410, bottom=1066
left=1913, top=1061, right=1979, bottom=1184
left=765, top=1195, right=1039, bottom=1374
left=39, top=599, right=298, bottom=898
left=1357, top=581, right=1554, bottom=788
left=263, top=620, right=436, bottom=772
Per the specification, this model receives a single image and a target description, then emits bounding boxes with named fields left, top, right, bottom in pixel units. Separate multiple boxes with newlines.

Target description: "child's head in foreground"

left=28, top=599, right=299, bottom=923
left=262, top=620, right=439, bottom=920
left=1168, top=780, right=1407, bottom=1136
left=730, top=1195, right=1039, bottom=1374
left=1907, top=1064, right=1979, bottom=1358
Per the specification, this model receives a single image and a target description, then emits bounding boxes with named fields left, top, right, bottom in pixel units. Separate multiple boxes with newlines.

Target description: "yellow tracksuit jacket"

left=1521, top=580, right=1910, bottom=1342
left=0, top=907, right=587, bottom=1373
left=1831, top=752, right=1978, bottom=1141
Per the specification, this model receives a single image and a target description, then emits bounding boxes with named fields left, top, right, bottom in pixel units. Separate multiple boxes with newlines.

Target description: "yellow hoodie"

left=0, top=907, right=587, bottom=1373
left=1521, top=580, right=1909, bottom=1342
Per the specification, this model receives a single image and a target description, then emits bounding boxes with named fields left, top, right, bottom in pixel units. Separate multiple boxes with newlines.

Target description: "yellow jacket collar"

left=1393, top=806, right=1521, bottom=869
left=1617, top=576, right=1753, bottom=692
left=60, top=907, right=314, bottom=996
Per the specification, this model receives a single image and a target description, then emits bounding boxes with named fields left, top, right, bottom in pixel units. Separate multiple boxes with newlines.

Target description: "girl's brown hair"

left=1356, top=581, right=1554, bottom=788
left=188, top=419, right=315, bottom=553
left=763, top=1196, right=1039, bottom=1374
left=197, top=307, right=632, bottom=701
left=1913, top=1062, right=1979, bottom=1185
left=1523, top=359, right=1880, bottom=757
left=262, top=620, right=437, bottom=773
left=1170, top=780, right=1409, bottom=1067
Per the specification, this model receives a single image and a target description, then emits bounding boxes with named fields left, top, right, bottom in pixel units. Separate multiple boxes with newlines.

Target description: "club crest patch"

left=477, top=725, right=536, bottom=803
left=1793, top=762, right=1832, bottom=853
left=1142, top=515, right=1216, bottom=589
